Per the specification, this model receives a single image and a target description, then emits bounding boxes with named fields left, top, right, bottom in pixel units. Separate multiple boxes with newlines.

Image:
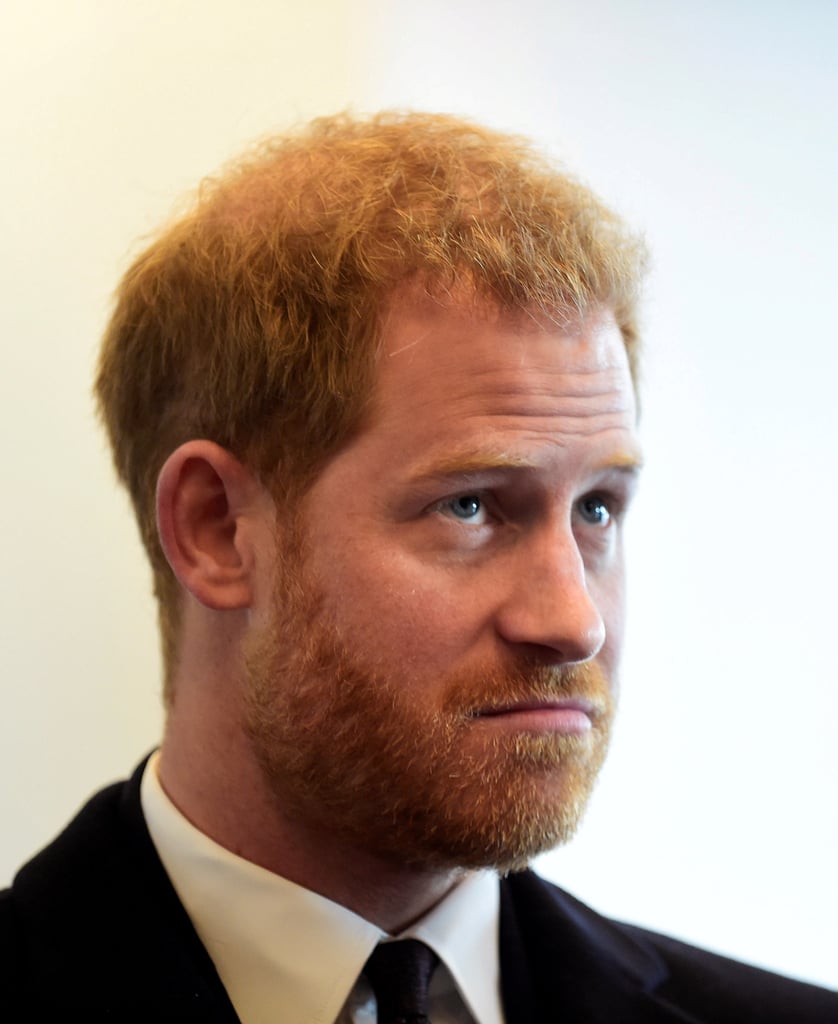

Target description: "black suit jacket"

left=1, top=760, right=836, bottom=1022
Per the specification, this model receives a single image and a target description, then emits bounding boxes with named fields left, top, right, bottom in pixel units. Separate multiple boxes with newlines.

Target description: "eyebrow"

left=407, top=446, right=644, bottom=484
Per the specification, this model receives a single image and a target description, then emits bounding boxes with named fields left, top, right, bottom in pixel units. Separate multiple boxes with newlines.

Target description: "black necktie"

left=363, top=938, right=439, bottom=1024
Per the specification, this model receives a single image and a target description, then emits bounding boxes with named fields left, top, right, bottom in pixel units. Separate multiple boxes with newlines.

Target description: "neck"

left=157, top=704, right=467, bottom=933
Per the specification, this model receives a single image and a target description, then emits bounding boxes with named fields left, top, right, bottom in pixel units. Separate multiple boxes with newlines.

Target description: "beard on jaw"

left=243, top=532, right=615, bottom=875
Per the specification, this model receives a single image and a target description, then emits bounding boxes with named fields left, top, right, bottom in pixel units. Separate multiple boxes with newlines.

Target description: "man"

left=1, top=112, right=834, bottom=1022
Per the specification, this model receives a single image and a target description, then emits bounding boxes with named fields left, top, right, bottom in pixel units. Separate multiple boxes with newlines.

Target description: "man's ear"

left=156, top=440, right=271, bottom=611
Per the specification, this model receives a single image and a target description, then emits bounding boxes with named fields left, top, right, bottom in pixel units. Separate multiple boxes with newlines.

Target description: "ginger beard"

left=244, top=532, right=616, bottom=874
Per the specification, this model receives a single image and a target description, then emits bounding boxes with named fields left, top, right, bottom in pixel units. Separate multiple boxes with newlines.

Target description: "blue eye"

left=447, top=495, right=483, bottom=520
left=578, top=495, right=611, bottom=527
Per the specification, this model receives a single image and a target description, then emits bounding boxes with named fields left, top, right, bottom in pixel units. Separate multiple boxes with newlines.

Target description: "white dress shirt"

left=141, top=753, right=505, bottom=1024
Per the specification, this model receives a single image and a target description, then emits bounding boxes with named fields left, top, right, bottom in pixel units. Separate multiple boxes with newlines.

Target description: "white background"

left=1, top=0, right=835, bottom=991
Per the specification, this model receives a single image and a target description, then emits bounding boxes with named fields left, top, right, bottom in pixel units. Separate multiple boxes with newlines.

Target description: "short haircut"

left=94, top=110, right=647, bottom=697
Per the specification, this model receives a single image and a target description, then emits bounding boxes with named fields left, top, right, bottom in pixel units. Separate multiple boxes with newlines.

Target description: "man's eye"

left=441, top=494, right=487, bottom=523
left=577, top=495, right=611, bottom=527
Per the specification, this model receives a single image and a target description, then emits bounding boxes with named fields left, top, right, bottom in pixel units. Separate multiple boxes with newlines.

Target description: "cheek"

left=320, top=551, right=495, bottom=666
left=590, top=570, right=626, bottom=671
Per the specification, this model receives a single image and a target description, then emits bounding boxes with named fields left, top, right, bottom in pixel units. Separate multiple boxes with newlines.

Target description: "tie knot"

left=363, top=938, right=440, bottom=1024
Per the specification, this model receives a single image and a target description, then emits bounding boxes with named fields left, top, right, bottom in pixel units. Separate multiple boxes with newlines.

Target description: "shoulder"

left=0, top=769, right=141, bottom=1009
left=623, top=919, right=837, bottom=1017
left=0, top=759, right=233, bottom=1019
left=500, top=870, right=838, bottom=1023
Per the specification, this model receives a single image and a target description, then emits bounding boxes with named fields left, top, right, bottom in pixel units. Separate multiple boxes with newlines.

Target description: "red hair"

left=94, top=110, right=647, bottom=696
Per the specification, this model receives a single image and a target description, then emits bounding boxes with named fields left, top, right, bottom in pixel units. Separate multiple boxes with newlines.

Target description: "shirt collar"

left=403, top=870, right=502, bottom=1024
left=141, top=752, right=502, bottom=1024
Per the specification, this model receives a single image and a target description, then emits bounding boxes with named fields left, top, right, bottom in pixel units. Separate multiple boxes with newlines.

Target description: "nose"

left=494, top=530, right=606, bottom=664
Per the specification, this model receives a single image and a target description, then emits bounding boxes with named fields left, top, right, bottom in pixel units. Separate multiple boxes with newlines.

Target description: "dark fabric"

left=364, top=938, right=439, bottom=1023
left=2, top=758, right=837, bottom=1022
left=0, top=759, right=238, bottom=1023
left=497, top=872, right=838, bottom=1024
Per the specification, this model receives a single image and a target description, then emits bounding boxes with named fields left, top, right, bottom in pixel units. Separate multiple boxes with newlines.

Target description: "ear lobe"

left=156, top=441, right=268, bottom=611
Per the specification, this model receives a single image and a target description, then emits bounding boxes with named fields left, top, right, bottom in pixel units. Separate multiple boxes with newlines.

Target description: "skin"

left=156, top=293, right=641, bottom=931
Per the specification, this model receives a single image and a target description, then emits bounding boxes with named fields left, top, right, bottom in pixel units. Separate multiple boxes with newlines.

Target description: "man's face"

left=245, top=295, right=641, bottom=872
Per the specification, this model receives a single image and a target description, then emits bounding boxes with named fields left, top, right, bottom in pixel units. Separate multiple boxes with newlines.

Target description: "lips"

left=471, top=697, right=601, bottom=736
left=476, top=697, right=599, bottom=718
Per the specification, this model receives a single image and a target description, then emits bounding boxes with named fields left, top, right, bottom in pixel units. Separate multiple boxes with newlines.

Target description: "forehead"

left=301, top=294, right=641, bottom=518
left=367, top=294, right=637, bottom=439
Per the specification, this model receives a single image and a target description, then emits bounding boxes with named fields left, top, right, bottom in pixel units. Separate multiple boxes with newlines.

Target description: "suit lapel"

left=498, top=871, right=703, bottom=1023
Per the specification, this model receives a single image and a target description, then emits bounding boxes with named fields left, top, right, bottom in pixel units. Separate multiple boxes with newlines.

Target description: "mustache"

left=441, top=659, right=612, bottom=718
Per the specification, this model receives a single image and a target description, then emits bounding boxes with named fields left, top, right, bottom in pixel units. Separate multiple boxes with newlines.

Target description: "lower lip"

left=478, top=706, right=593, bottom=735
